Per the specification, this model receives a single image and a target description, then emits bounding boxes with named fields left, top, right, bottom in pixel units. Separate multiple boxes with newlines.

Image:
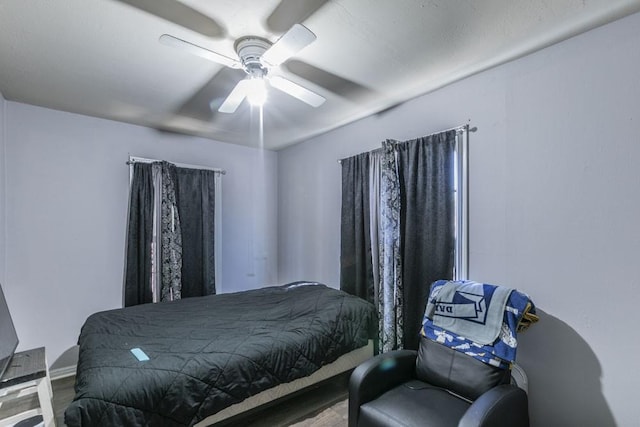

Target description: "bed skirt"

left=196, top=340, right=373, bottom=426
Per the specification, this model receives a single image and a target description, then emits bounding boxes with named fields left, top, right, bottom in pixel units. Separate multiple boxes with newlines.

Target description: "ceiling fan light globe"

left=246, top=78, right=268, bottom=107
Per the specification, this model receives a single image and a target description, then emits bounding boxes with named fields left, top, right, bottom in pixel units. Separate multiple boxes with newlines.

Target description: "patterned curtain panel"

left=377, top=141, right=403, bottom=352
left=159, top=162, right=183, bottom=302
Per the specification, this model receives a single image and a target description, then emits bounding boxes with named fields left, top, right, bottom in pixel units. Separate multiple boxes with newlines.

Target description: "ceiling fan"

left=160, top=24, right=326, bottom=113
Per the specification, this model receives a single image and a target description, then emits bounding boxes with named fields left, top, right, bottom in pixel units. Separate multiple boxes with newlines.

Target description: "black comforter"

left=64, top=283, right=375, bottom=426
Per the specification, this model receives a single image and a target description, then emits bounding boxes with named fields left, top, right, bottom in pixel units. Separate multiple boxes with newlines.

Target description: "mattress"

left=64, top=283, right=376, bottom=426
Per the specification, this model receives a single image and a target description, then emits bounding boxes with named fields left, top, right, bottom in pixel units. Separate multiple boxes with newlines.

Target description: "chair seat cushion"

left=358, top=380, right=471, bottom=427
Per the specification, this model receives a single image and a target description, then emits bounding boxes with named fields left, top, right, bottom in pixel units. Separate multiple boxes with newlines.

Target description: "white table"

left=0, top=347, right=55, bottom=427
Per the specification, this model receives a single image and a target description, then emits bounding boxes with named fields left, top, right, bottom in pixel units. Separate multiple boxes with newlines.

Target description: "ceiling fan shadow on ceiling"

left=115, top=0, right=226, bottom=38
left=160, top=24, right=326, bottom=114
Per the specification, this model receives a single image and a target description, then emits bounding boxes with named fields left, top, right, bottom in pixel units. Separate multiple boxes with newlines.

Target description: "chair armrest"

left=348, top=349, right=418, bottom=427
left=459, top=384, right=529, bottom=427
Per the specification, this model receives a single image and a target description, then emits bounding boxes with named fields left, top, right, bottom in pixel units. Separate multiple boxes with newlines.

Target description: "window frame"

left=453, top=127, right=469, bottom=280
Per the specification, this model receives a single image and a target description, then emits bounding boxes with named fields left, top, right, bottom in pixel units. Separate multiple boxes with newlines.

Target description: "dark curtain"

left=175, top=167, right=217, bottom=298
left=396, top=130, right=456, bottom=350
left=124, top=163, right=154, bottom=307
left=340, top=153, right=373, bottom=301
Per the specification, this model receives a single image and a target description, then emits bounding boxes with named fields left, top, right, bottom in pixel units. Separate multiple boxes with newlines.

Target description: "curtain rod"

left=437, top=124, right=478, bottom=134
left=126, top=156, right=226, bottom=175
left=337, top=124, right=477, bottom=164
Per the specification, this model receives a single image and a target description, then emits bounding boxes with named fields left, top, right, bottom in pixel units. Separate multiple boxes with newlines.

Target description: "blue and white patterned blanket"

left=421, top=280, right=535, bottom=369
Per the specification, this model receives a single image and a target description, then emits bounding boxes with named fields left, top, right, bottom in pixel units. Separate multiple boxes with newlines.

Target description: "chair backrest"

left=415, top=337, right=511, bottom=401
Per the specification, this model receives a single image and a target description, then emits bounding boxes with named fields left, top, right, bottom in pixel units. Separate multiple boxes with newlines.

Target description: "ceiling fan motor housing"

left=235, top=37, right=271, bottom=79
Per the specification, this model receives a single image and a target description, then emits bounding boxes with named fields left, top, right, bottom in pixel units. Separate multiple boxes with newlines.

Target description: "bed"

left=64, top=282, right=376, bottom=426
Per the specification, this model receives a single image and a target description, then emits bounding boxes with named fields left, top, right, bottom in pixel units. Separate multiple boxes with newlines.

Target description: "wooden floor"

left=47, top=373, right=350, bottom=426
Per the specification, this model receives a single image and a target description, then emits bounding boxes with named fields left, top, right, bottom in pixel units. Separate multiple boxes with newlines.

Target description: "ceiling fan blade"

left=218, top=79, right=251, bottom=113
left=159, top=34, right=241, bottom=69
left=269, top=76, right=325, bottom=107
left=176, top=68, right=246, bottom=121
left=261, top=24, right=316, bottom=67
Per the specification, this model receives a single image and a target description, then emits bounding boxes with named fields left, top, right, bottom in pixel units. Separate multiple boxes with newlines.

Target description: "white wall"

left=278, top=11, right=640, bottom=427
left=3, top=103, right=278, bottom=368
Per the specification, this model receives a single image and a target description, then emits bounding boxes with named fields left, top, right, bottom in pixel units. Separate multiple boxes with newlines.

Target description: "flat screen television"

left=0, top=283, right=19, bottom=380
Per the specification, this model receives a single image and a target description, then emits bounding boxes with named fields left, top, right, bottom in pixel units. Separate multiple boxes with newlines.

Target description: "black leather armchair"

left=348, top=337, right=529, bottom=427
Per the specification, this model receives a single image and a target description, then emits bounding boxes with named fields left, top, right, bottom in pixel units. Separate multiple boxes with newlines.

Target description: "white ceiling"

left=1, top=0, right=639, bottom=150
